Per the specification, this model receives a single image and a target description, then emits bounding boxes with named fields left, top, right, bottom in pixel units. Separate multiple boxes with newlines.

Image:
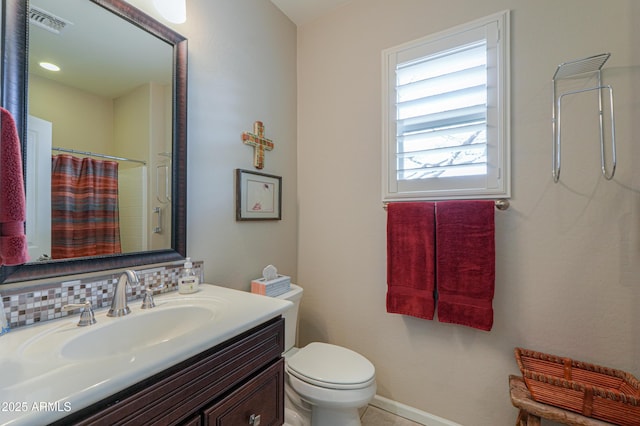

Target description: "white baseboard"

left=369, top=395, right=462, bottom=426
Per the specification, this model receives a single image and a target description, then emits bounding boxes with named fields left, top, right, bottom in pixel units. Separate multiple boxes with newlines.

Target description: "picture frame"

left=235, top=169, right=282, bottom=221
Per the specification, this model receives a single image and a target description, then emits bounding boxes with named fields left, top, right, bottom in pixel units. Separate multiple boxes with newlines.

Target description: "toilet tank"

left=276, top=284, right=303, bottom=352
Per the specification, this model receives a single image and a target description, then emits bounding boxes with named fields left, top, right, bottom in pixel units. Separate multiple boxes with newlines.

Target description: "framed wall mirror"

left=0, top=0, right=187, bottom=284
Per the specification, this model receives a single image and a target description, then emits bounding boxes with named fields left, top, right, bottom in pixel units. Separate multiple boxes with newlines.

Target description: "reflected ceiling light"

left=153, top=0, right=186, bottom=24
left=39, top=62, right=60, bottom=71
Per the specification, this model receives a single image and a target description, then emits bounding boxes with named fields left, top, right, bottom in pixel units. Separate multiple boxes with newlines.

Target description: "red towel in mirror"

left=0, top=107, right=29, bottom=266
left=435, top=201, right=495, bottom=331
left=386, top=202, right=436, bottom=320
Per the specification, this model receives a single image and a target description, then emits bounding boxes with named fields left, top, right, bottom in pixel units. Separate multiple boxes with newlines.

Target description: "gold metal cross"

left=242, top=121, right=274, bottom=169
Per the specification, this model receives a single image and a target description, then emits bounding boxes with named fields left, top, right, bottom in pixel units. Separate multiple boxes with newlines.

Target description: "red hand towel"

left=435, top=201, right=495, bottom=331
left=386, top=202, right=436, bottom=320
left=0, top=107, right=29, bottom=266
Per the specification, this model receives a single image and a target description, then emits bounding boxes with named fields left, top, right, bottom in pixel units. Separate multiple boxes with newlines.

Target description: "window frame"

left=382, top=10, right=511, bottom=202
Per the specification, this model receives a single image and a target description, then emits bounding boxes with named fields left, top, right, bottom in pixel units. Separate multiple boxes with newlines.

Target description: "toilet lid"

left=286, top=342, right=375, bottom=390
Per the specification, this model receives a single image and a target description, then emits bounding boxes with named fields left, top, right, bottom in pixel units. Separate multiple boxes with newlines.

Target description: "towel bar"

left=383, top=199, right=510, bottom=211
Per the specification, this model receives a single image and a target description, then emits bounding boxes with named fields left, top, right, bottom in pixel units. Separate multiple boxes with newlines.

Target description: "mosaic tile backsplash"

left=0, top=261, right=203, bottom=330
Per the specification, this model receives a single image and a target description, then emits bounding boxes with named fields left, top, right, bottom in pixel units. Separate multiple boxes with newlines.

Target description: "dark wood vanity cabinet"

left=54, top=317, right=285, bottom=426
left=204, top=360, right=284, bottom=426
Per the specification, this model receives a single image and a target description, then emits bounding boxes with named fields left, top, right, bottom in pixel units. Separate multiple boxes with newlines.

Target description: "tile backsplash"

left=0, top=261, right=203, bottom=329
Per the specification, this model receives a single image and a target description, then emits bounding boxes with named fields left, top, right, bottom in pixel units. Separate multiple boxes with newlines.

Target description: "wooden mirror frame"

left=0, top=0, right=187, bottom=283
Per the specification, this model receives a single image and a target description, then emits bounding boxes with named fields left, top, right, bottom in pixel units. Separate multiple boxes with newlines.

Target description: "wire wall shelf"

left=551, top=53, right=617, bottom=183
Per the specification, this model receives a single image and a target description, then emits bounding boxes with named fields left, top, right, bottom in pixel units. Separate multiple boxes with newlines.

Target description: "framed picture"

left=236, top=169, right=282, bottom=221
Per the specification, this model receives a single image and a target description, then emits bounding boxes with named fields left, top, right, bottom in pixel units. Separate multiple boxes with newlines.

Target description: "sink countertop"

left=0, top=283, right=291, bottom=426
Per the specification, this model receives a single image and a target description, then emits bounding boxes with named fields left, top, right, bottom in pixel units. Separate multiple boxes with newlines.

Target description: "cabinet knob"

left=249, top=414, right=261, bottom=426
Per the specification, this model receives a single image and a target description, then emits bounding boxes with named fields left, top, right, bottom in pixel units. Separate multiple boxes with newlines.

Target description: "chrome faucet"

left=141, top=281, right=165, bottom=310
left=141, top=285, right=156, bottom=309
left=62, top=301, right=96, bottom=326
left=108, top=270, right=138, bottom=317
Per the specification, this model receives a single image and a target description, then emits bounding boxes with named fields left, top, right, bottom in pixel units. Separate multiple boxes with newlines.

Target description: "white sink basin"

left=0, top=283, right=292, bottom=426
left=17, top=298, right=221, bottom=361
left=22, top=304, right=216, bottom=360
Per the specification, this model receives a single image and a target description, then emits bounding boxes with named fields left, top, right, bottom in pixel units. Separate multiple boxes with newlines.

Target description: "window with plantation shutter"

left=382, top=11, right=510, bottom=201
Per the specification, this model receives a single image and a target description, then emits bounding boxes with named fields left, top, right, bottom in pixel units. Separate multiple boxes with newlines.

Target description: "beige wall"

left=297, top=0, right=640, bottom=425
left=128, top=0, right=299, bottom=289
left=28, top=74, right=114, bottom=154
left=114, top=84, right=151, bottom=163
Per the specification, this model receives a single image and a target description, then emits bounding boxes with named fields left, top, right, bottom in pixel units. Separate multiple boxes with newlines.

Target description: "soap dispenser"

left=178, top=257, right=199, bottom=294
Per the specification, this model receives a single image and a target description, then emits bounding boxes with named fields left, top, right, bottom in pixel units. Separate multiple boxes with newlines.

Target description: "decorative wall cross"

left=242, top=121, right=274, bottom=170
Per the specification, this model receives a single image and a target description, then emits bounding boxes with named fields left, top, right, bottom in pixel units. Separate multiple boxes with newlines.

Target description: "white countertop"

left=0, top=284, right=291, bottom=426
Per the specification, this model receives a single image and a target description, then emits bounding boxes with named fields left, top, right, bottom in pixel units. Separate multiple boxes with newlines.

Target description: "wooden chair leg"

left=516, top=409, right=527, bottom=425
left=527, top=413, right=541, bottom=426
left=516, top=410, right=541, bottom=426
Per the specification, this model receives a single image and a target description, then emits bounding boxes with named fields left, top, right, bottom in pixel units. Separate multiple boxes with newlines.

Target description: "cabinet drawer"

left=204, top=359, right=284, bottom=426
left=181, top=415, right=202, bottom=426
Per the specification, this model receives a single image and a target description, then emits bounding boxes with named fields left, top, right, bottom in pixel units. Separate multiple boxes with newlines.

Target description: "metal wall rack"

left=552, top=53, right=616, bottom=183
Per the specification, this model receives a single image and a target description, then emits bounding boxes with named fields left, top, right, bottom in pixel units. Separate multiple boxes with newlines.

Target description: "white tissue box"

left=251, top=274, right=291, bottom=297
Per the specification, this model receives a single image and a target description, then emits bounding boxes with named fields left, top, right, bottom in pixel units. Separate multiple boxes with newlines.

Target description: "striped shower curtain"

left=51, top=154, right=122, bottom=259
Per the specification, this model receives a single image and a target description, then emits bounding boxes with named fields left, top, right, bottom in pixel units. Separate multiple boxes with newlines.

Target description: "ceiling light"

left=39, top=62, right=60, bottom=71
left=153, top=0, right=186, bottom=24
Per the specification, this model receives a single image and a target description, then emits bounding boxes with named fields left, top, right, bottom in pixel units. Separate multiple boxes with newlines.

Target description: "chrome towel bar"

left=383, top=199, right=510, bottom=211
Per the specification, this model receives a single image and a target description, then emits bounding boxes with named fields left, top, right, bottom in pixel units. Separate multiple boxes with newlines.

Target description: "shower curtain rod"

left=52, top=147, right=147, bottom=165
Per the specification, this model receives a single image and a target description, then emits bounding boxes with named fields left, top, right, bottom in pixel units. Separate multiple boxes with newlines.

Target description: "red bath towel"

left=386, top=202, right=436, bottom=320
left=0, top=107, right=29, bottom=266
left=435, top=201, right=495, bottom=331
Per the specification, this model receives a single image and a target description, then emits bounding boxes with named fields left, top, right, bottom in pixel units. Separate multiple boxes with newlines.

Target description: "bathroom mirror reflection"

left=29, top=0, right=173, bottom=261
left=0, top=0, right=187, bottom=283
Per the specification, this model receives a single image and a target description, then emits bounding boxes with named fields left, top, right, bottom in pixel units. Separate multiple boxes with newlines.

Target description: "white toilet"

left=276, top=284, right=376, bottom=426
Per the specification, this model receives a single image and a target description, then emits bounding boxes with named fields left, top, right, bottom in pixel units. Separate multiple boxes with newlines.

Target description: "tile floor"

left=361, top=405, right=424, bottom=426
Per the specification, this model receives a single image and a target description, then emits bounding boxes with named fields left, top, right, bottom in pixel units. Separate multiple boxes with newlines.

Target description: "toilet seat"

left=286, top=342, right=375, bottom=390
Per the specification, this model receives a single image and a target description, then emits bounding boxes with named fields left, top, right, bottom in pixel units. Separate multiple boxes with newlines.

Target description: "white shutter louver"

left=395, top=41, right=487, bottom=180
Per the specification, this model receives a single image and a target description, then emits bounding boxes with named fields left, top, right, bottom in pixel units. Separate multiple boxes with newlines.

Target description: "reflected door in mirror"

left=26, top=115, right=52, bottom=261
